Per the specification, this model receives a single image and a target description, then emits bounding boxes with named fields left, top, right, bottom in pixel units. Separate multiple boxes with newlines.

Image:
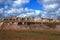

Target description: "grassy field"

left=0, top=30, right=60, bottom=40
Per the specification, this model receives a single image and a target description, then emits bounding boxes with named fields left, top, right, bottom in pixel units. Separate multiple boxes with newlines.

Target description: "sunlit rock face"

left=0, top=16, right=60, bottom=31
left=0, top=22, right=3, bottom=29
left=0, top=22, right=18, bottom=31
left=0, top=22, right=30, bottom=31
left=42, top=19, right=49, bottom=22
left=34, top=18, right=42, bottom=22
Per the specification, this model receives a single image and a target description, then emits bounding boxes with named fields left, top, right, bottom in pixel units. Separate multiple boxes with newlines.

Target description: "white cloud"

left=12, top=0, right=30, bottom=8
left=0, top=8, right=4, bottom=14
left=17, top=8, right=42, bottom=17
left=0, top=0, right=43, bottom=18
left=0, top=7, right=42, bottom=18
left=0, top=0, right=30, bottom=8
left=5, top=8, right=24, bottom=14
left=17, top=14, right=27, bottom=17
left=0, top=0, right=30, bottom=18
left=0, top=0, right=13, bottom=5
left=0, top=0, right=5, bottom=4
left=43, top=0, right=60, bottom=12
left=35, top=10, right=41, bottom=15
left=43, top=3, right=59, bottom=12
left=38, top=0, right=60, bottom=18
left=43, top=0, right=60, bottom=4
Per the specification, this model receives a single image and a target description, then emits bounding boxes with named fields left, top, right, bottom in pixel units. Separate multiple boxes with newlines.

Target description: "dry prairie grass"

left=0, top=30, right=60, bottom=40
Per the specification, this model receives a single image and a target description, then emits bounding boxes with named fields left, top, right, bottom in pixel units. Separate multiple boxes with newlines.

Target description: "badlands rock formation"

left=0, top=16, right=60, bottom=31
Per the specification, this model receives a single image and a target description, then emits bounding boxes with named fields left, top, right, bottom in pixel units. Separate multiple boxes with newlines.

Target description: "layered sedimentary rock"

left=0, top=16, right=60, bottom=31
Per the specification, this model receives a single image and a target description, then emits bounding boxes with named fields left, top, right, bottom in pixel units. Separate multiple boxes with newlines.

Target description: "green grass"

left=0, top=31, right=60, bottom=40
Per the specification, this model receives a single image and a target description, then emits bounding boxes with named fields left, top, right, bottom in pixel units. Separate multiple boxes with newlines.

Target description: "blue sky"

left=0, top=0, right=42, bottom=10
left=0, top=0, right=43, bottom=18
left=0, top=0, right=60, bottom=18
left=24, top=0, right=42, bottom=10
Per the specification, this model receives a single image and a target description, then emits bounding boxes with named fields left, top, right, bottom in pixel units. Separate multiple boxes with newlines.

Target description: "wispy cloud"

left=0, top=0, right=42, bottom=18
left=0, top=0, right=60, bottom=18
left=12, top=0, right=30, bottom=8
left=0, top=7, right=42, bottom=18
left=5, top=8, right=42, bottom=17
left=38, top=0, right=60, bottom=18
